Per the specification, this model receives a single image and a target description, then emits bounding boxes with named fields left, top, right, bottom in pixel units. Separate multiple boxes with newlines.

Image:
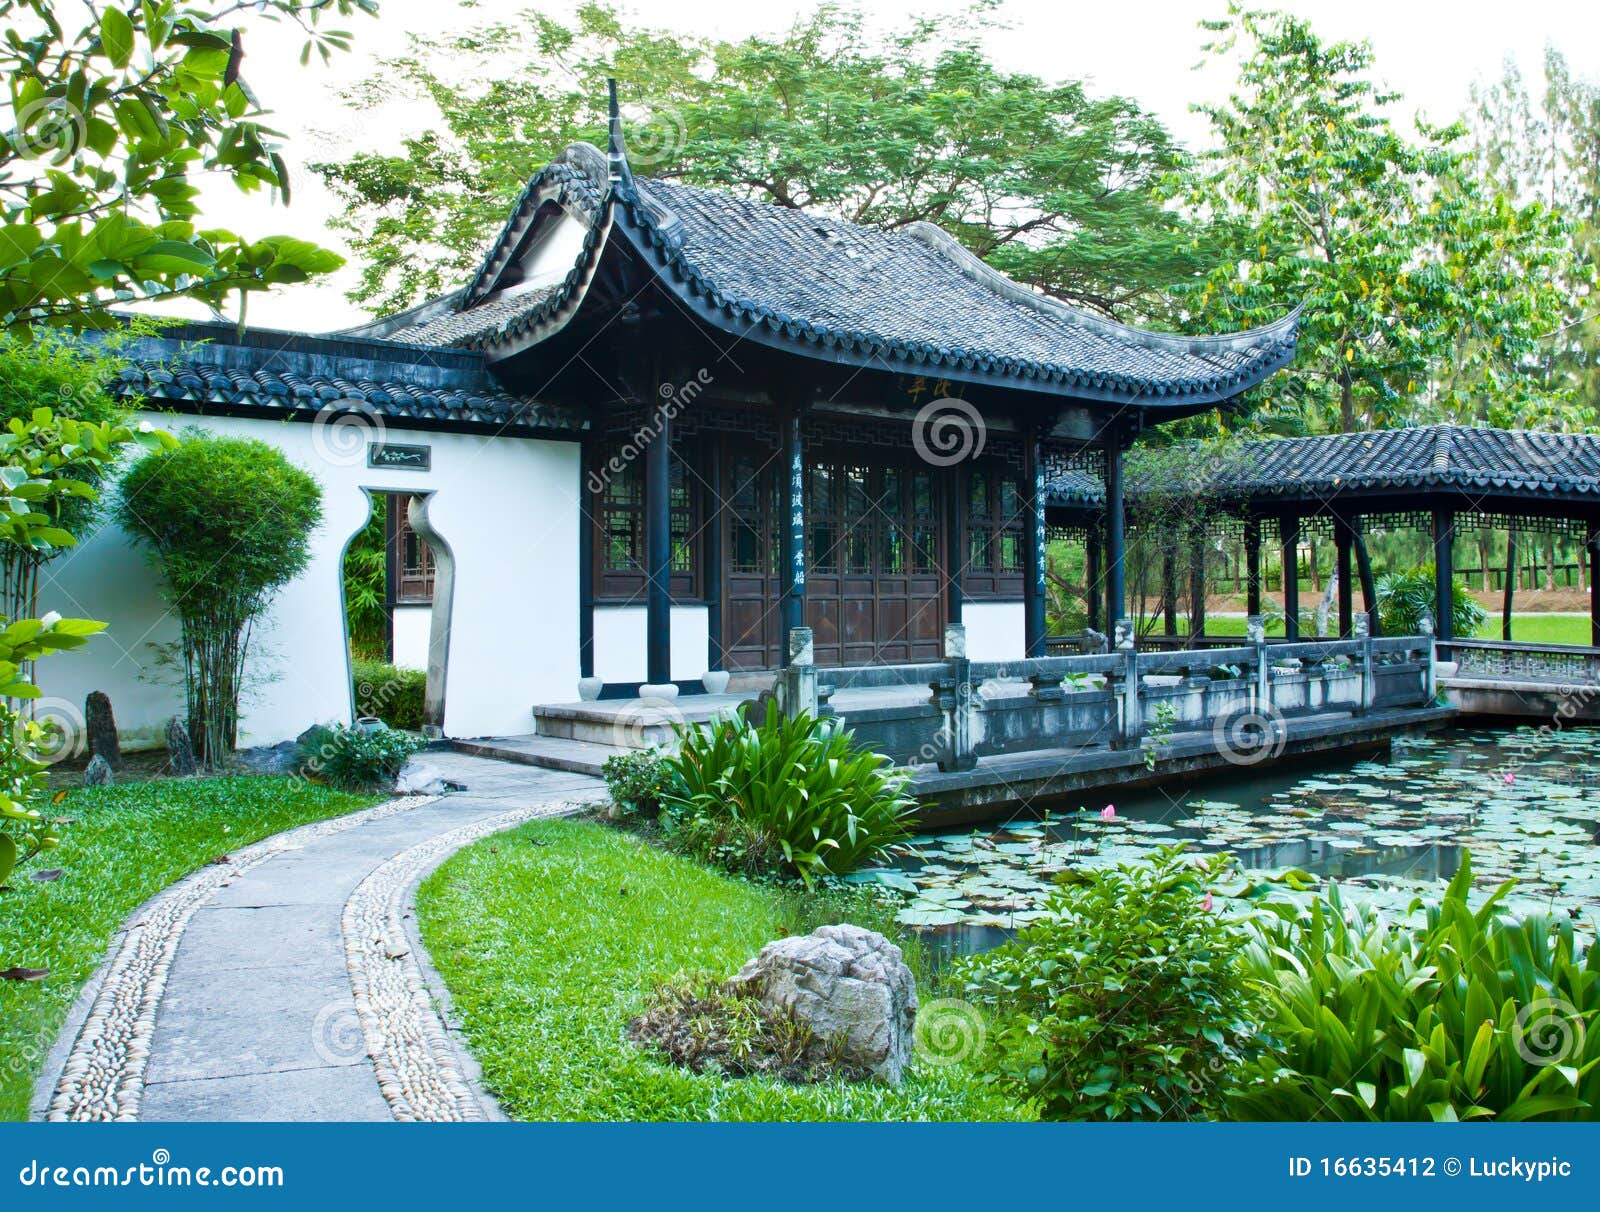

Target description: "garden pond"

left=862, top=724, right=1600, bottom=958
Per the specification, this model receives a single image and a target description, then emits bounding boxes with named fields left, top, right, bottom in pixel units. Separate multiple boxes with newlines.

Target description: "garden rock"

left=85, top=690, right=123, bottom=771
left=237, top=740, right=301, bottom=776
left=165, top=717, right=197, bottom=775
left=731, top=923, right=918, bottom=1085
left=84, top=753, right=114, bottom=787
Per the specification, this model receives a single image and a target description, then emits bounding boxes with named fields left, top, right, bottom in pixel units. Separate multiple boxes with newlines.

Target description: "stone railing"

left=773, top=614, right=1435, bottom=771
left=1437, top=638, right=1600, bottom=687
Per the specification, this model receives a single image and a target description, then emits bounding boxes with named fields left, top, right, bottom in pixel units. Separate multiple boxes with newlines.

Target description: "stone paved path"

left=39, top=753, right=605, bottom=1122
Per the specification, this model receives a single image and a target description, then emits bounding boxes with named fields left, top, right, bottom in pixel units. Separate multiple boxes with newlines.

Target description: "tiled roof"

left=386, top=143, right=1300, bottom=406
left=105, top=322, right=587, bottom=437
left=1047, top=425, right=1600, bottom=509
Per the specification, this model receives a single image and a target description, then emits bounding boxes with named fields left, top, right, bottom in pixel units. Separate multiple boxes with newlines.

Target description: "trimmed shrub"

left=958, top=846, right=1259, bottom=1121
left=1376, top=563, right=1486, bottom=638
left=601, top=748, right=671, bottom=818
left=352, top=658, right=426, bottom=732
left=296, top=722, right=422, bottom=792
left=1231, top=854, right=1600, bottom=1122
left=117, top=432, right=322, bottom=767
left=659, top=700, right=915, bottom=884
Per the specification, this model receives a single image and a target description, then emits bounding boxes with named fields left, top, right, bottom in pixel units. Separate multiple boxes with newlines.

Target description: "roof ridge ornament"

left=606, top=78, right=635, bottom=192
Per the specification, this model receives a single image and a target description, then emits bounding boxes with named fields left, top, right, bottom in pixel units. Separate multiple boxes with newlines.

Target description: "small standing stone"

left=165, top=717, right=197, bottom=776
left=85, top=691, right=123, bottom=771
left=84, top=753, right=114, bottom=787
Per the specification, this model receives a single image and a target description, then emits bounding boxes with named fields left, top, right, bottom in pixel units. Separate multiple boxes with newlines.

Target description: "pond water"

left=865, top=724, right=1600, bottom=959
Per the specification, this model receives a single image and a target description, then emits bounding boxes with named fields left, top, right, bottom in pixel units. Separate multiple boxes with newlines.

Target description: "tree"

left=1177, top=7, right=1574, bottom=433
left=1467, top=49, right=1600, bottom=421
left=317, top=1, right=1200, bottom=319
left=1, top=0, right=375, bottom=335
left=117, top=432, right=322, bottom=768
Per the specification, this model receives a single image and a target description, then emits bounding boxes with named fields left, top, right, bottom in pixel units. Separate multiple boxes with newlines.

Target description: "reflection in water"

left=882, top=724, right=1600, bottom=958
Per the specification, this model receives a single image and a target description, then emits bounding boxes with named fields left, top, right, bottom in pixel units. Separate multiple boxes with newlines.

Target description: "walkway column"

left=704, top=440, right=723, bottom=672
left=1432, top=507, right=1456, bottom=642
left=578, top=445, right=595, bottom=680
left=1103, top=432, right=1127, bottom=633
left=1352, top=516, right=1379, bottom=637
left=1588, top=521, right=1600, bottom=647
left=1334, top=518, right=1353, bottom=638
left=779, top=407, right=806, bottom=665
left=1086, top=530, right=1103, bottom=633
left=1501, top=526, right=1517, bottom=642
left=1161, top=539, right=1179, bottom=637
left=1188, top=524, right=1207, bottom=639
left=1280, top=515, right=1301, bottom=640
left=645, top=411, right=672, bottom=687
left=1244, top=517, right=1262, bottom=620
left=1023, top=429, right=1047, bottom=658
left=946, top=462, right=966, bottom=629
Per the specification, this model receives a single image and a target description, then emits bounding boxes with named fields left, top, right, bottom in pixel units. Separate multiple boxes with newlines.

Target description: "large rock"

left=85, top=690, right=122, bottom=771
left=237, top=740, right=302, bottom=776
left=731, top=923, right=917, bottom=1085
left=84, top=753, right=114, bottom=787
left=165, top=716, right=197, bottom=776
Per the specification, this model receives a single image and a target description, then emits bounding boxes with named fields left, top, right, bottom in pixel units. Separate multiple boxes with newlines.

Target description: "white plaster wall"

left=592, top=604, right=709, bottom=684
left=963, top=600, right=1025, bottom=662
left=36, top=411, right=581, bottom=746
left=391, top=605, right=431, bottom=671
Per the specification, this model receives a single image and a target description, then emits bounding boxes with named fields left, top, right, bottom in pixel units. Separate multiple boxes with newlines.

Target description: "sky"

left=206, top=0, right=1600, bottom=333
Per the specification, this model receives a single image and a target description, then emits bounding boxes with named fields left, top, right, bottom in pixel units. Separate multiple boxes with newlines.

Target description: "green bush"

left=1376, top=563, right=1486, bottom=638
left=1231, top=854, right=1600, bottom=1121
left=118, top=432, right=322, bottom=766
left=660, top=700, right=915, bottom=884
left=958, top=846, right=1259, bottom=1121
left=602, top=748, right=671, bottom=818
left=297, top=722, right=422, bottom=791
left=352, top=658, right=426, bottom=731
left=344, top=494, right=389, bottom=660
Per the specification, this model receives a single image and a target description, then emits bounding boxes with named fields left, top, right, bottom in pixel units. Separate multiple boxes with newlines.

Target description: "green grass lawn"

left=417, top=818, right=1013, bottom=1121
left=1142, top=612, right=1592, bottom=644
left=0, top=776, right=379, bottom=1121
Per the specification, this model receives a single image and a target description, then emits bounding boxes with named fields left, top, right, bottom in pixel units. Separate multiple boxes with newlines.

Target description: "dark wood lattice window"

left=592, top=447, right=700, bottom=600
left=964, top=463, right=1025, bottom=597
left=389, top=496, right=434, bottom=604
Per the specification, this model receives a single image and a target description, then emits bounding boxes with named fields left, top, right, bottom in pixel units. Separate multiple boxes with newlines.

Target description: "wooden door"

left=723, top=448, right=782, bottom=671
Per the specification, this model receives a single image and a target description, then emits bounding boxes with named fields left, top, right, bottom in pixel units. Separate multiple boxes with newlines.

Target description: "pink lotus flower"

left=1503, top=772, right=1516, bottom=785
left=1100, top=805, right=1116, bottom=821
left=1200, top=893, right=1214, bottom=912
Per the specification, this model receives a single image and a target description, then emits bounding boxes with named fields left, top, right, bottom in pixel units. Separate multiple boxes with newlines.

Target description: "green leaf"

left=101, top=7, right=136, bottom=68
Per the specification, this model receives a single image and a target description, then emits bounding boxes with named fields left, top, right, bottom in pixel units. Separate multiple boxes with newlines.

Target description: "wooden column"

left=577, top=452, right=595, bottom=680
left=1432, top=507, right=1456, bottom=642
left=645, top=411, right=672, bottom=687
left=1244, top=517, right=1262, bottom=620
left=1334, top=520, right=1353, bottom=638
left=779, top=407, right=805, bottom=665
left=1352, top=517, right=1379, bottom=637
left=1502, top=526, right=1517, bottom=642
left=1103, top=434, right=1127, bottom=632
left=703, top=438, right=723, bottom=672
left=1187, top=525, right=1206, bottom=639
left=1023, top=429, right=1047, bottom=658
left=1589, top=522, right=1600, bottom=647
left=1086, top=530, right=1103, bottom=633
left=1162, top=539, right=1179, bottom=637
left=946, top=462, right=966, bottom=628
left=1280, top=515, right=1300, bottom=641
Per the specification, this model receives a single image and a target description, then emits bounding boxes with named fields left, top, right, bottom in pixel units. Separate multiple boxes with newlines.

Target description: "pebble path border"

left=341, top=800, right=581, bottom=1121
left=45, top=795, right=438, bottom=1122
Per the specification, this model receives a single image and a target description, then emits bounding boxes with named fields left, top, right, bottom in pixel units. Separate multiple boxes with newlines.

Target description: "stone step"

left=448, top=734, right=619, bottom=777
left=531, top=701, right=702, bottom=749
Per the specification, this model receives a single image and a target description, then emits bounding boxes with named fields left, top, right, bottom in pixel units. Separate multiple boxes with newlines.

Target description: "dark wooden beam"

left=1280, top=515, right=1301, bottom=640
left=645, top=408, right=672, bottom=686
left=1086, top=529, right=1103, bottom=633
left=1502, top=526, right=1517, bottom=642
left=1589, top=522, right=1600, bottom=647
left=1334, top=521, right=1353, bottom=638
left=1162, top=539, right=1178, bottom=637
left=779, top=406, right=805, bottom=663
left=947, top=461, right=966, bottom=626
left=1351, top=516, right=1378, bottom=635
left=1103, top=434, right=1127, bottom=631
left=1244, top=517, right=1262, bottom=619
left=1433, top=508, right=1456, bottom=641
left=703, top=436, right=723, bottom=672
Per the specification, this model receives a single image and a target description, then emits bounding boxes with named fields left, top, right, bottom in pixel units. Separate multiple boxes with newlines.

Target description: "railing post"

left=1114, top=619, right=1141, bottom=748
left=778, top=627, right=817, bottom=719
left=1354, top=610, right=1373, bottom=714
left=1248, top=614, right=1268, bottom=714
left=1419, top=610, right=1437, bottom=704
left=930, top=623, right=974, bottom=771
